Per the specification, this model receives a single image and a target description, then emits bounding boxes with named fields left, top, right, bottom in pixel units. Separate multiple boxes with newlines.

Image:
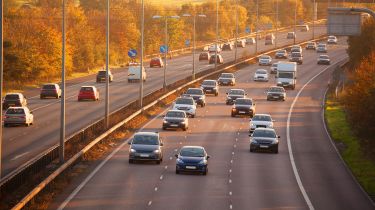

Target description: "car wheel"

left=201, top=103, right=204, bottom=107
left=156, top=160, right=161, bottom=164
left=274, top=147, right=279, bottom=154
left=4, top=123, right=8, bottom=127
left=250, top=148, right=254, bottom=152
left=182, top=126, right=187, bottom=131
left=162, top=126, right=166, bottom=130
left=129, top=159, right=133, bottom=164
left=203, top=168, right=208, bottom=175
left=40, top=95, right=44, bottom=99
left=176, top=169, right=180, bottom=174
left=26, top=122, right=30, bottom=127
left=215, top=92, right=218, bottom=96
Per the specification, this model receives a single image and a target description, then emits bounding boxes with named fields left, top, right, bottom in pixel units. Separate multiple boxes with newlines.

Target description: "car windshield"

left=256, top=70, right=267, bottom=74
left=320, top=55, right=329, bottom=59
left=253, top=115, right=271, bottom=121
left=166, top=111, right=185, bottom=118
left=235, top=99, right=252, bottom=105
left=186, top=89, right=203, bottom=95
left=200, top=53, right=208, bottom=56
left=277, top=51, right=285, bottom=54
left=253, top=129, right=276, bottom=138
left=278, top=72, right=294, bottom=79
left=292, top=53, right=302, bottom=57
left=260, top=56, right=269, bottom=59
left=220, top=74, right=234, bottom=78
left=42, top=84, right=56, bottom=89
left=229, top=90, right=244, bottom=95
left=6, top=108, right=25, bottom=115
left=269, top=87, right=284, bottom=92
left=80, top=87, right=93, bottom=91
left=5, top=94, right=20, bottom=100
left=318, top=44, right=326, bottom=47
left=202, top=81, right=216, bottom=86
left=132, top=135, right=159, bottom=145
left=98, top=71, right=106, bottom=75
left=180, top=147, right=205, bottom=157
left=176, top=98, right=194, bottom=105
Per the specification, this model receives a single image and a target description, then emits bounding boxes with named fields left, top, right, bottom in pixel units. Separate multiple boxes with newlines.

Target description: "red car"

left=78, top=86, right=99, bottom=101
left=150, top=57, right=164, bottom=68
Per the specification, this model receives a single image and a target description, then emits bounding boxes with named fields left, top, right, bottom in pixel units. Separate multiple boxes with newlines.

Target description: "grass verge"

left=325, top=95, right=375, bottom=200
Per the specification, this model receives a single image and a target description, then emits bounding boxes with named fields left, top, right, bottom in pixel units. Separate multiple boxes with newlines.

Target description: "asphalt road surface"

left=2, top=25, right=326, bottom=177
left=50, top=38, right=375, bottom=210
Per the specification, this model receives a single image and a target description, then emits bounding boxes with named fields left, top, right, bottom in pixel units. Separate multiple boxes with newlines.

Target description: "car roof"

left=43, top=83, right=58, bottom=86
left=6, top=106, right=26, bottom=109
left=167, top=110, right=186, bottom=114
left=181, top=146, right=205, bottom=150
left=269, top=86, right=284, bottom=89
left=81, top=86, right=95, bottom=88
left=134, top=132, right=159, bottom=137
left=5, top=92, right=22, bottom=96
left=256, top=69, right=267, bottom=72
left=203, top=79, right=216, bottom=82
left=188, top=88, right=202, bottom=90
left=229, top=88, right=244, bottom=91
left=254, top=114, right=271, bottom=117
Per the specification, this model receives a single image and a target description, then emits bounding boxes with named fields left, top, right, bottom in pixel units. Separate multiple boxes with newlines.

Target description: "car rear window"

left=166, top=111, right=185, bottom=118
left=80, top=87, right=94, bottom=91
left=229, top=89, right=244, bottom=95
left=132, top=135, right=159, bottom=145
left=98, top=71, right=106, bottom=75
left=253, top=129, right=276, bottom=138
left=235, top=99, right=252, bottom=105
left=176, top=98, right=194, bottom=105
left=6, top=108, right=25, bottom=115
left=42, top=84, right=56, bottom=89
left=253, top=115, right=271, bottom=121
left=260, top=56, right=270, bottom=59
left=202, top=80, right=216, bottom=86
left=5, top=94, right=20, bottom=100
left=180, top=148, right=204, bottom=157
left=186, top=89, right=203, bottom=95
left=269, top=87, right=284, bottom=92
left=220, top=73, right=234, bottom=78
left=320, top=55, right=329, bottom=59
left=256, top=70, right=267, bottom=74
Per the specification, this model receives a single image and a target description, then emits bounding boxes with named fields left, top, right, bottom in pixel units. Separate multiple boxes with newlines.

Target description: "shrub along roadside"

left=325, top=96, right=375, bottom=201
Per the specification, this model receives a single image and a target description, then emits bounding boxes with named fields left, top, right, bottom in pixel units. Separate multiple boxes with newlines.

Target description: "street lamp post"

left=313, top=0, right=316, bottom=39
left=275, top=0, right=279, bottom=47
left=59, top=0, right=66, bottom=164
left=215, top=0, right=219, bottom=70
left=255, top=0, right=259, bottom=54
left=182, top=14, right=206, bottom=80
left=153, top=15, right=180, bottom=89
left=234, top=0, right=239, bottom=62
left=139, top=0, right=144, bottom=108
left=105, top=0, right=110, bottom=128
left=294, top=0, right=297, bottom=45
left=0, top=0, right=4, bottom=177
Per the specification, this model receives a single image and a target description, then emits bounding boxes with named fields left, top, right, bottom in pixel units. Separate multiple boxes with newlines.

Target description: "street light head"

left=152, top=15, right=162, bottom=19
left=170, top=15, right=180, bottom=19
left=182, top=14, right=191, bottom=17
left=198, top=14, right=207, bottom=18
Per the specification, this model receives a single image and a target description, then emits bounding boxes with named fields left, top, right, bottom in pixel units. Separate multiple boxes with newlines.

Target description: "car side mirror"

left=175, top=154, right=178, bottom=158
left=275, top=75, right=278, bottom=78
left=278, top=136, right=281, bottom=138
left=127, top=141, right=132, bottom=145
left=294, top=77, right=297, bottom=79
left=207, top=155, right=210, bottom=159
left=253, top=103, right=256, bottom=106
left=245, top=93, right=248, bottom=95
left=160, top=142, right=164, bottom=146
left=30, top=111, right=33, bottom=114
left=226, top=93, right=228, bottom=95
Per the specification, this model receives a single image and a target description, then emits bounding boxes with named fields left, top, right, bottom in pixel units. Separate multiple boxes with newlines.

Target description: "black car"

left=231, top=98, right=256, bottom=118
left=266, top=86, right=286, bottom=101
left=217, top=73, right=236, bottom=86
left=162, top=110, right=189, bottom=131
left=201, top=80, right=219, bottom=96
left=128, top=132, right=164, bottom=164
left=96, top=70, right=113, bottom=83
left=175, top=146, right=209, bottom=175
left=3, top=93, right=27, bottom=110
left=183, top=88, right=206, bottom=107
left=40, top=83, right=61, bottom=99
left=250, top=128, right=280, bottom=153
left=226, top=89, right=246, bottom=105
left=289, top=52, right=303, bottom=65
left=222, top=43, right=233, bottom=51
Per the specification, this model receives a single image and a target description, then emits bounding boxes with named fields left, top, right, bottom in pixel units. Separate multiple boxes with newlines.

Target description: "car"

left=199, top=52, right=210, bottom=61
left=222, top=43, right=233, bottom=51
left=226, top=89, right=246, bottom=105
left=289, top=52, right=303, bottom=64
left=266, top=86, right=286, bottom=101
left=183, top=88, right=206, bottom=107
left=246, top=37, right=256, bottom=45
left=231, top=98, right=256, bottom=118
left=128, top=132, right=163, bottom=164
left=254, top=69, right=269, bottom=82
left=327, top=35, right=338, bottom=44
left=264, top=34, right=275, bottom=45
left=172, top=97, right=197, bottom=118
left=78, top=86, right=99, bottom=101
left=305, top=41, right=316, bottom=50
left=316, top=43, right=327, bottom=53
left=40, top=83, right=61, bottom=99
left=2, top=93, right=27, bottom=110
left=236, top=39, right=246, bottom=48
left=4, top=106, right=34, bottom=127
left=270, top=63, right=278, bottom=74
left=275, top=50, right=287, bottom=59
left=290, top=45, right=302, bottom=53
left=249, top=114, right=274, bottom=133
left=150, top=57, right=164, bottom=68
left=258, top=55, right=272, bottom=66
left=128, top=63, right=147, bottom=82
left=298, top=24, right=309, bottom=32
left=175, top=146, right=209, bottom=175
left=287, top=32, right=296, bottom=39
left=317, top=54, right=331, bottom=65
left=208, top=44, right=221, bottom=53
left=201, top=80, right=219, bottom=96
left=96, top=70, right=113, bottom=83
left=250, top=128, right=280, bottom=153
left=218, top=73, right=236, bottom=86
left=209, top=54, right=224, bottom=64
left=162, top=110, right=189, bottom=131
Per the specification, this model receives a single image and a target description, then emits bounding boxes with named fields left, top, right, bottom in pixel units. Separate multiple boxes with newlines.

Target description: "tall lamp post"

left=275, top=0, right=279, bottom=47
left=255, top=0, right=259, bottom=54
left=0, top=0, right=4, bottom=176
left=153, top=15, right=180, bottom=89
left=105, top=0, right=110, bottom=128
left=139, top=0, right=144, bottom=108
left=215, top=0, right=219, bottom=70
left=294, top=0, right=297, bottom=45
left=59, top=0, right=66, bottom=164
left=234, top=0, right=239, bottom=62
left=182, top=14, right=206, bottom=80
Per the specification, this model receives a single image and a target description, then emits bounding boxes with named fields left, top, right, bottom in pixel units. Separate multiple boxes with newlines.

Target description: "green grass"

left=325, top=97, right=375, bottom=198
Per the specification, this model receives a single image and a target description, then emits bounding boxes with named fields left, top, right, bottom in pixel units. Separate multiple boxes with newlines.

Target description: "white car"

left=254, top=69, right=269, bottom=82
left=258, top=55, right=272, bottom=66
left=208, top=44, right=221, bottom=53
left=4, top=106, right=34, bottom=127
left=270, top=63, right=278, bottom=74
left=172, top=97, right=197, bottom=118
left=246, top=37, right=256, bottom=45
left=249, top=114, right=274, bottom=133
left=327, top=35, right=338, bottom=44
left=316, top=43, right=328, bottom=53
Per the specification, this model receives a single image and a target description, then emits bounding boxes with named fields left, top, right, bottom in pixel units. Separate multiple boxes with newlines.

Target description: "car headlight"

left=199, top=96, right=203, bottom=99
left=198, top=159, right=207, bottom=165
left=272, top=140, right=279, bottom=144
left=180, top=121, right=186, bottom=124
left=130, top=149, right=136, bottom=153
left=250, top=123, right=255, bottom=127
left=163, top=120, right=168, bottom=124
left=177, top=158, right=184, bottom=164
left=277, top=82, right=282, bottom=84
left=251, top=139, right=258, bottom=144
left=153, top=149, right=160, bottom=153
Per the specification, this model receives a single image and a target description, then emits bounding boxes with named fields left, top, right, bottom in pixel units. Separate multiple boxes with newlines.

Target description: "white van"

left=128, top=63, right=146, bottom=82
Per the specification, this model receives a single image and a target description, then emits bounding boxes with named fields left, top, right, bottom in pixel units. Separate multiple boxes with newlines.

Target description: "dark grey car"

left=128, top=132, right=163, bottom=164
left=231, top=98, right=256, bottom=118
left=226, top=89, right=246, bottom=105
left=250, top=128, right=280, bottom=153
left=183, top=88, right=206, bottom=107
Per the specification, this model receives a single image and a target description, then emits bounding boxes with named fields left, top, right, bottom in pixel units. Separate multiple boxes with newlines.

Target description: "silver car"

left=172, top=97, right=197, bottom=118
left=4, top=107, right=34, bottom=127
left=249, top=114, right=274, bottom=133
left=128, top=132, right=163, bottom=164
left=258, top=55, right=272, bottom=66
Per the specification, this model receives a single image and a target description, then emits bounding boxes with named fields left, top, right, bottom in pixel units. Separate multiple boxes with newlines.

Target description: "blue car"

left=175, top=146, right=210, bottom=175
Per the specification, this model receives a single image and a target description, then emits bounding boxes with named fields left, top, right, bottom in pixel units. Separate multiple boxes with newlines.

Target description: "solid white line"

left=57, top=108, right=168, bottom=210
left=286, top=58, right=347, bottom=210
left=11, top=152, right=30, bottom=161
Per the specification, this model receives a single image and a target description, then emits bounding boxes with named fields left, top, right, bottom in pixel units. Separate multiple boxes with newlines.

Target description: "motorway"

left=50, top=38, right=375, bottom=210
left=2, top=25, right=326, bottom=177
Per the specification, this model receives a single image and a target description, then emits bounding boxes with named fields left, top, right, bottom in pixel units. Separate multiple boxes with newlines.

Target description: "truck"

left=276, top=61, right=297, bottom=90
left=128, top=63, right=147, bottom=82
